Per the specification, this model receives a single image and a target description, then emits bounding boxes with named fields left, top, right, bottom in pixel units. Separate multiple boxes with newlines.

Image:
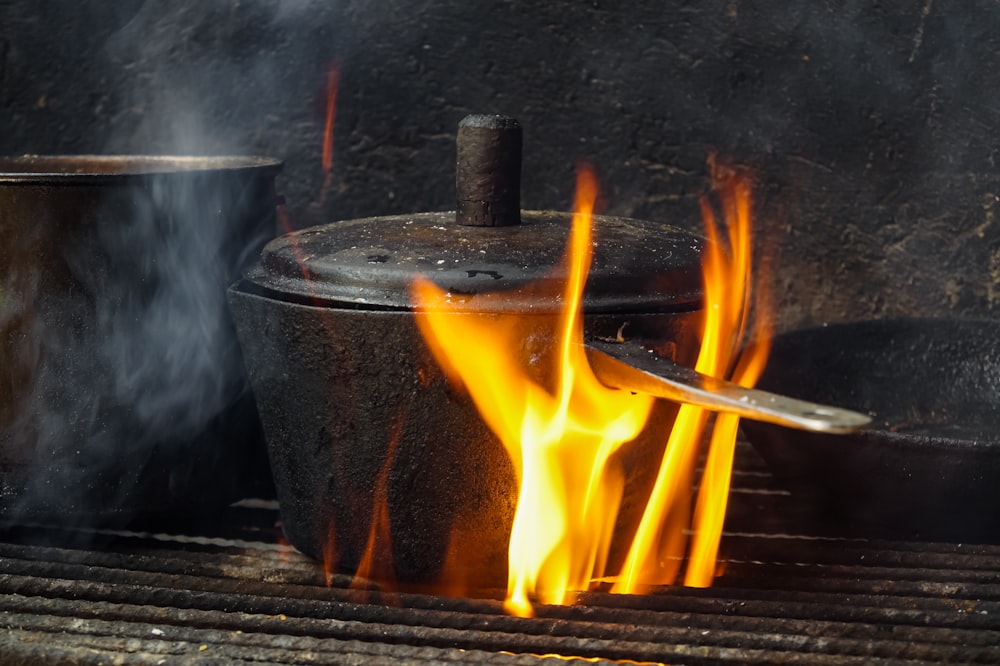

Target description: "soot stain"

left=466, top=270, right=503, bottom=280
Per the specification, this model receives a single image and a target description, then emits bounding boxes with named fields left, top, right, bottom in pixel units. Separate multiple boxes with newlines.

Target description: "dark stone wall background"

left=2, top=0, right=999, bottom=331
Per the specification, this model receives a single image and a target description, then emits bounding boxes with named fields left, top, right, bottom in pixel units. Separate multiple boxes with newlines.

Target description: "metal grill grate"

left=2, top=442, right=1000, bottom=665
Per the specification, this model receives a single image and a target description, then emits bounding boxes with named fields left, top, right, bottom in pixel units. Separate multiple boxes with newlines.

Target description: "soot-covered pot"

left=229, top=116, right=715, bottom=584
left=229, top=208, right=708, bottom=584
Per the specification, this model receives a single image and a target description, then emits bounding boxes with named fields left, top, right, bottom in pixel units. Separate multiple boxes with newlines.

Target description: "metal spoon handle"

left=585, top=340, right=871, bottom=434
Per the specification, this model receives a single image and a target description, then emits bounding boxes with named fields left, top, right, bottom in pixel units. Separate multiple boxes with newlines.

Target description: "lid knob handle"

left=455, top=114, right=522, bottom=227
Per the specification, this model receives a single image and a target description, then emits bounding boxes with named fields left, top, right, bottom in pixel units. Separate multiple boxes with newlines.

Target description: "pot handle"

left=585, top=339, right=871, bottom=434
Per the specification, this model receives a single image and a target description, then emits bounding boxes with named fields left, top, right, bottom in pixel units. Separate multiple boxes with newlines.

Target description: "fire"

left=276, top=61, right=340, bottom=252
left=316, top=61, right=341, bottom=207
left=412, top=165, right=654, bottom=616
left=411, top=159, right=768, bottom=614
left=614, top=160, right=770, bottom=592
left=322, top=62, right=339, bottom=176
left=345, top=410, right=404, bottom=594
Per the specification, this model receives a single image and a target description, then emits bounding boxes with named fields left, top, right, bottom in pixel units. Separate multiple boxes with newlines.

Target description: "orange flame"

left=685, top=166, right=771, bottom=587
left=317, top=405, right=406, bottom=599
left=412, top=159, right=769, bottom=614
left=322, top=63, right=339, bottom=176
left=613, top=160, right=770, bottom=593
left=347, top=412, right=401, bottom=593
left=412, top=164, right=654, bottom=616
left=314, top=61, right=340, bottom=207
left=275, top=62, right=341, bottom=269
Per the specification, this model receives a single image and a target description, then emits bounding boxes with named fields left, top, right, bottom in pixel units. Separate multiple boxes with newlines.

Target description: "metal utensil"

left=585, top=339, right=872, bottom=433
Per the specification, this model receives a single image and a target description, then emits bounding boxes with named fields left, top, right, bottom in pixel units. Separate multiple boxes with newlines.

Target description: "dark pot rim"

left=0, top=155, right=283, bottom=184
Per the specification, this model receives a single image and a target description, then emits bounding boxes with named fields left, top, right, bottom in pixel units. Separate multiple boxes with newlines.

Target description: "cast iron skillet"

left=741, top=318, right=1000, bottom=542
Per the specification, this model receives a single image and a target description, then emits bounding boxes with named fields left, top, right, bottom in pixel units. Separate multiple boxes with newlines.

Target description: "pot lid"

left=243, top=209, right=705, bottom=314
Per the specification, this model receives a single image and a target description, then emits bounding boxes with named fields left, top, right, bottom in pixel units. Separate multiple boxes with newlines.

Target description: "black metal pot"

left=228, top=209, right=707, bottom=585
left=0, top=155, right=281, bottom=525
left=741, top=318, right=1000, bottom=542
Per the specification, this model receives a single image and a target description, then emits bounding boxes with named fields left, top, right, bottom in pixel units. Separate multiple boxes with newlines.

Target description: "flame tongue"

left=613, top=162, right=769, bottom=593
left=411, top=159, right=768, bottom=615
left=322, top=63, right=339, bottom=176
left=412, top=165, right=654, bottom=615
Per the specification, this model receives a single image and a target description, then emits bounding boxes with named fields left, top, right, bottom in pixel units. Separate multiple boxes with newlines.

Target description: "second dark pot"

left=0, top=155, right=281, bottom=524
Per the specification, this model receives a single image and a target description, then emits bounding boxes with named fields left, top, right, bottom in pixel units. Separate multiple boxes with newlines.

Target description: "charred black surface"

left=455, top=114, right=522, bottom=227
left=228, top=288, right=515, bottom=584
left=3, top=462, right=1000, bottom=663
left=246, top=210, right=705, bottom=313
left=742, top=318, right=1000, bottom=542
left=227, top=284, right=699, bottom=584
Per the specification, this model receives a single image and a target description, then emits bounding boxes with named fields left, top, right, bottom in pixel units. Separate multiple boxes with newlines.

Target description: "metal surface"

left=0, top=155, right=283, bottom=182
left=0, top=155, right=281, bottom=523
left=742, top=318, right=1000, bottom=542
left=586, top=339, right=872, bottom=433
left=2, top=442, right=1000, bottom=664
left=246, top=210, right=704, bottom=312
left=455, top=114, right=522, bottom=227
left=228, top=285, right=700, bottom=583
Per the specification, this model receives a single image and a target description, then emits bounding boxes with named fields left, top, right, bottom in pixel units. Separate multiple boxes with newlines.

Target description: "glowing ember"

left=412, top=159, right=769, bottom=615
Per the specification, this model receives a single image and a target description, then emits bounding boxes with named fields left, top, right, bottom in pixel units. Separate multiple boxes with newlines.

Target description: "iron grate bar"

left=3, top=571, right=1000, bottom=663
left=4, top=537, right=1000, bottom=607
left=0, top=599, right=961, bottom=666
left=4, top=549, right=1000, bottom=634
left=2, top=611, right=571, bottom=665
left=2, top=439, right=998, bottom=663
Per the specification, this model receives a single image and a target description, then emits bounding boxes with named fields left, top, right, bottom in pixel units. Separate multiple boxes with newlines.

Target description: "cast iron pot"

left=0, top=155, right=281, bottom=525
left=741, top=318, right=1000, bottom=542
left=228, top=210, right=707, bottom=585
